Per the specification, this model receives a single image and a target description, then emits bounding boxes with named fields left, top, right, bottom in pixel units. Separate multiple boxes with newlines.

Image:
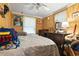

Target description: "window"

left=55, top=11, right=67, bottom=30
left=55, top=11, right=67, bottom=22
left=55, top=10, right=69, bottom=33
left=23, top=17, right=36, bottom=34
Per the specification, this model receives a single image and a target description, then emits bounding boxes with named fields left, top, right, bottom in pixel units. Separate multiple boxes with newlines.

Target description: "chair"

left=71, top=40, right=79, bottom=56
left=64, top=40, right=79, bottom=56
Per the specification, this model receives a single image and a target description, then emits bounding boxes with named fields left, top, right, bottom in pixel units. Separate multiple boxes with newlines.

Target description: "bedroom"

left=0, top=3, right=79, bottom=56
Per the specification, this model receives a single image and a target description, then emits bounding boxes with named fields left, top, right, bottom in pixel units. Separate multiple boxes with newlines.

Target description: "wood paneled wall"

left=36, top=3, right=79, bottom=34
left=36, top=14, right=56, bottom=33
left=36, top=18, right=43, bottom=33
left=43, top=14, right=56, bottom=33
left=1, top=3, right=79, bottom=33
left=66, top=3, right=79, bottom=34
left=0, top=4, right=23, bottom=32
left=0, top=4, right=13, bottom=28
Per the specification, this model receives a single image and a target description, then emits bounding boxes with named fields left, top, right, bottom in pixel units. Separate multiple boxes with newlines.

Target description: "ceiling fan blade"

left=24, top=4, right=35, bottom=10
left=24, top=3, right=49, bottom=11
left=40, top=3, right=47, bottom=7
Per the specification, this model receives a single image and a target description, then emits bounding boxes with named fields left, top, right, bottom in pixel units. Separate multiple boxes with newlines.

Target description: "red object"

left=0, top=35, right=12, bottom=43
left=6, top=35, right=12, bottom=41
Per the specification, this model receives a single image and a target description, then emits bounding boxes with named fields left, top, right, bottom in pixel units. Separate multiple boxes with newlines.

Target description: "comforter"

left=0, top=34, right=59, bottom=56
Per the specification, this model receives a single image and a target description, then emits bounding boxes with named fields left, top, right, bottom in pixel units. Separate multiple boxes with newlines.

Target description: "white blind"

left=23, top=17, right=36, bottom=34
left=55, top=11, right=67, bottom=30
left=55, top=11, right=67, bottom=22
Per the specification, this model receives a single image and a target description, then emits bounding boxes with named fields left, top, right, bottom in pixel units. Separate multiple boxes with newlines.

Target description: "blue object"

left=74, top=45, right=79, bottom=51
left=0, top=28, right=20, bottom=48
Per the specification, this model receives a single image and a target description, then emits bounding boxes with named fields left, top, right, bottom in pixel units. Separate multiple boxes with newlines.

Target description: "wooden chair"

left=64, top=40, right=79, bottom=56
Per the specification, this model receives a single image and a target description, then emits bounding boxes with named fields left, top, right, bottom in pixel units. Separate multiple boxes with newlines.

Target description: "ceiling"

left=8, top=3, right=73, bottom=18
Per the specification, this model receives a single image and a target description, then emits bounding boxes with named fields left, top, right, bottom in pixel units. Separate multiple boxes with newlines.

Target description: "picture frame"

left=13, top=14, right=23, bottom=26
left=72, top=11, right=79, bottom=18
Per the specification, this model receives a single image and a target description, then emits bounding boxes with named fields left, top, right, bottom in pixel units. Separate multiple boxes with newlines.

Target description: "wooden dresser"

left=38, top=30, right=68, bottom=55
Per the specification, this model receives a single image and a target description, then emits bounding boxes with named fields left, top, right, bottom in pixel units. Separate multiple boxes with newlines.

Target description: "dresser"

left=38, top=30, right=68, bottom=55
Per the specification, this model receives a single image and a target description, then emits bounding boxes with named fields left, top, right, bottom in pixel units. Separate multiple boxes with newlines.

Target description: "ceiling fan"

left=24, top=3, right=49, bottom=10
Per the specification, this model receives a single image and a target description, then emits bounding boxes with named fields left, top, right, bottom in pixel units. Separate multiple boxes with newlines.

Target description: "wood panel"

left=0, top=4, right=13, bottom=28
left=36, top=18, right=43, bottom=33
left=66, top=3, right=79, bottom=34
left=43, top=14, right=56, bottom=33
left=0, top=4, right=23, bottom=32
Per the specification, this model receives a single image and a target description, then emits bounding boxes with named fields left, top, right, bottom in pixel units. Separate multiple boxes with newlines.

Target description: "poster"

left=13, top=14, right=23, bottom=26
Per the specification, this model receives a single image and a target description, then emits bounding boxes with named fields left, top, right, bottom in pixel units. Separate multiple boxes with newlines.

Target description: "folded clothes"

left=0, top=32, right=10, bottom=35
left=0, top=28, right=20, bottom=50
left=0, top=35, right=12, bottom=43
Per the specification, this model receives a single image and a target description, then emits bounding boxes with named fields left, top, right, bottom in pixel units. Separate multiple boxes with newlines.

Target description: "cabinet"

left=66, top=4, right=79, bottom=34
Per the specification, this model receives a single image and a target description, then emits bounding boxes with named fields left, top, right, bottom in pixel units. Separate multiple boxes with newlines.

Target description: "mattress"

left=0, top=34, right=59, bottom=56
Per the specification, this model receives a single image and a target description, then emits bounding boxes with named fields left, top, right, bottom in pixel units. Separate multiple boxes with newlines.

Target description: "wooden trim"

left=53, top=7, right=67, bottom=15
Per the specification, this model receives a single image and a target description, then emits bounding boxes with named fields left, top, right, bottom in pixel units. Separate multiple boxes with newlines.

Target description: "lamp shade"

left=61, top=22, right=69, bottom=29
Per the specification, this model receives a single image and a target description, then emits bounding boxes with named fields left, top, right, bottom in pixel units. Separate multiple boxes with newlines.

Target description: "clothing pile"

left=0, top=28, right=20, bottom=50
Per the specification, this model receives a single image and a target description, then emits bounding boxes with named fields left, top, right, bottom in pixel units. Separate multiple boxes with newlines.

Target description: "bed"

left=0, top=34, right=59, bottom=56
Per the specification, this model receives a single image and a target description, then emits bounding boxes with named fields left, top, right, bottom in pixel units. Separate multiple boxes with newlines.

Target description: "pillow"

left=0, top=32, right=10, bottom=35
